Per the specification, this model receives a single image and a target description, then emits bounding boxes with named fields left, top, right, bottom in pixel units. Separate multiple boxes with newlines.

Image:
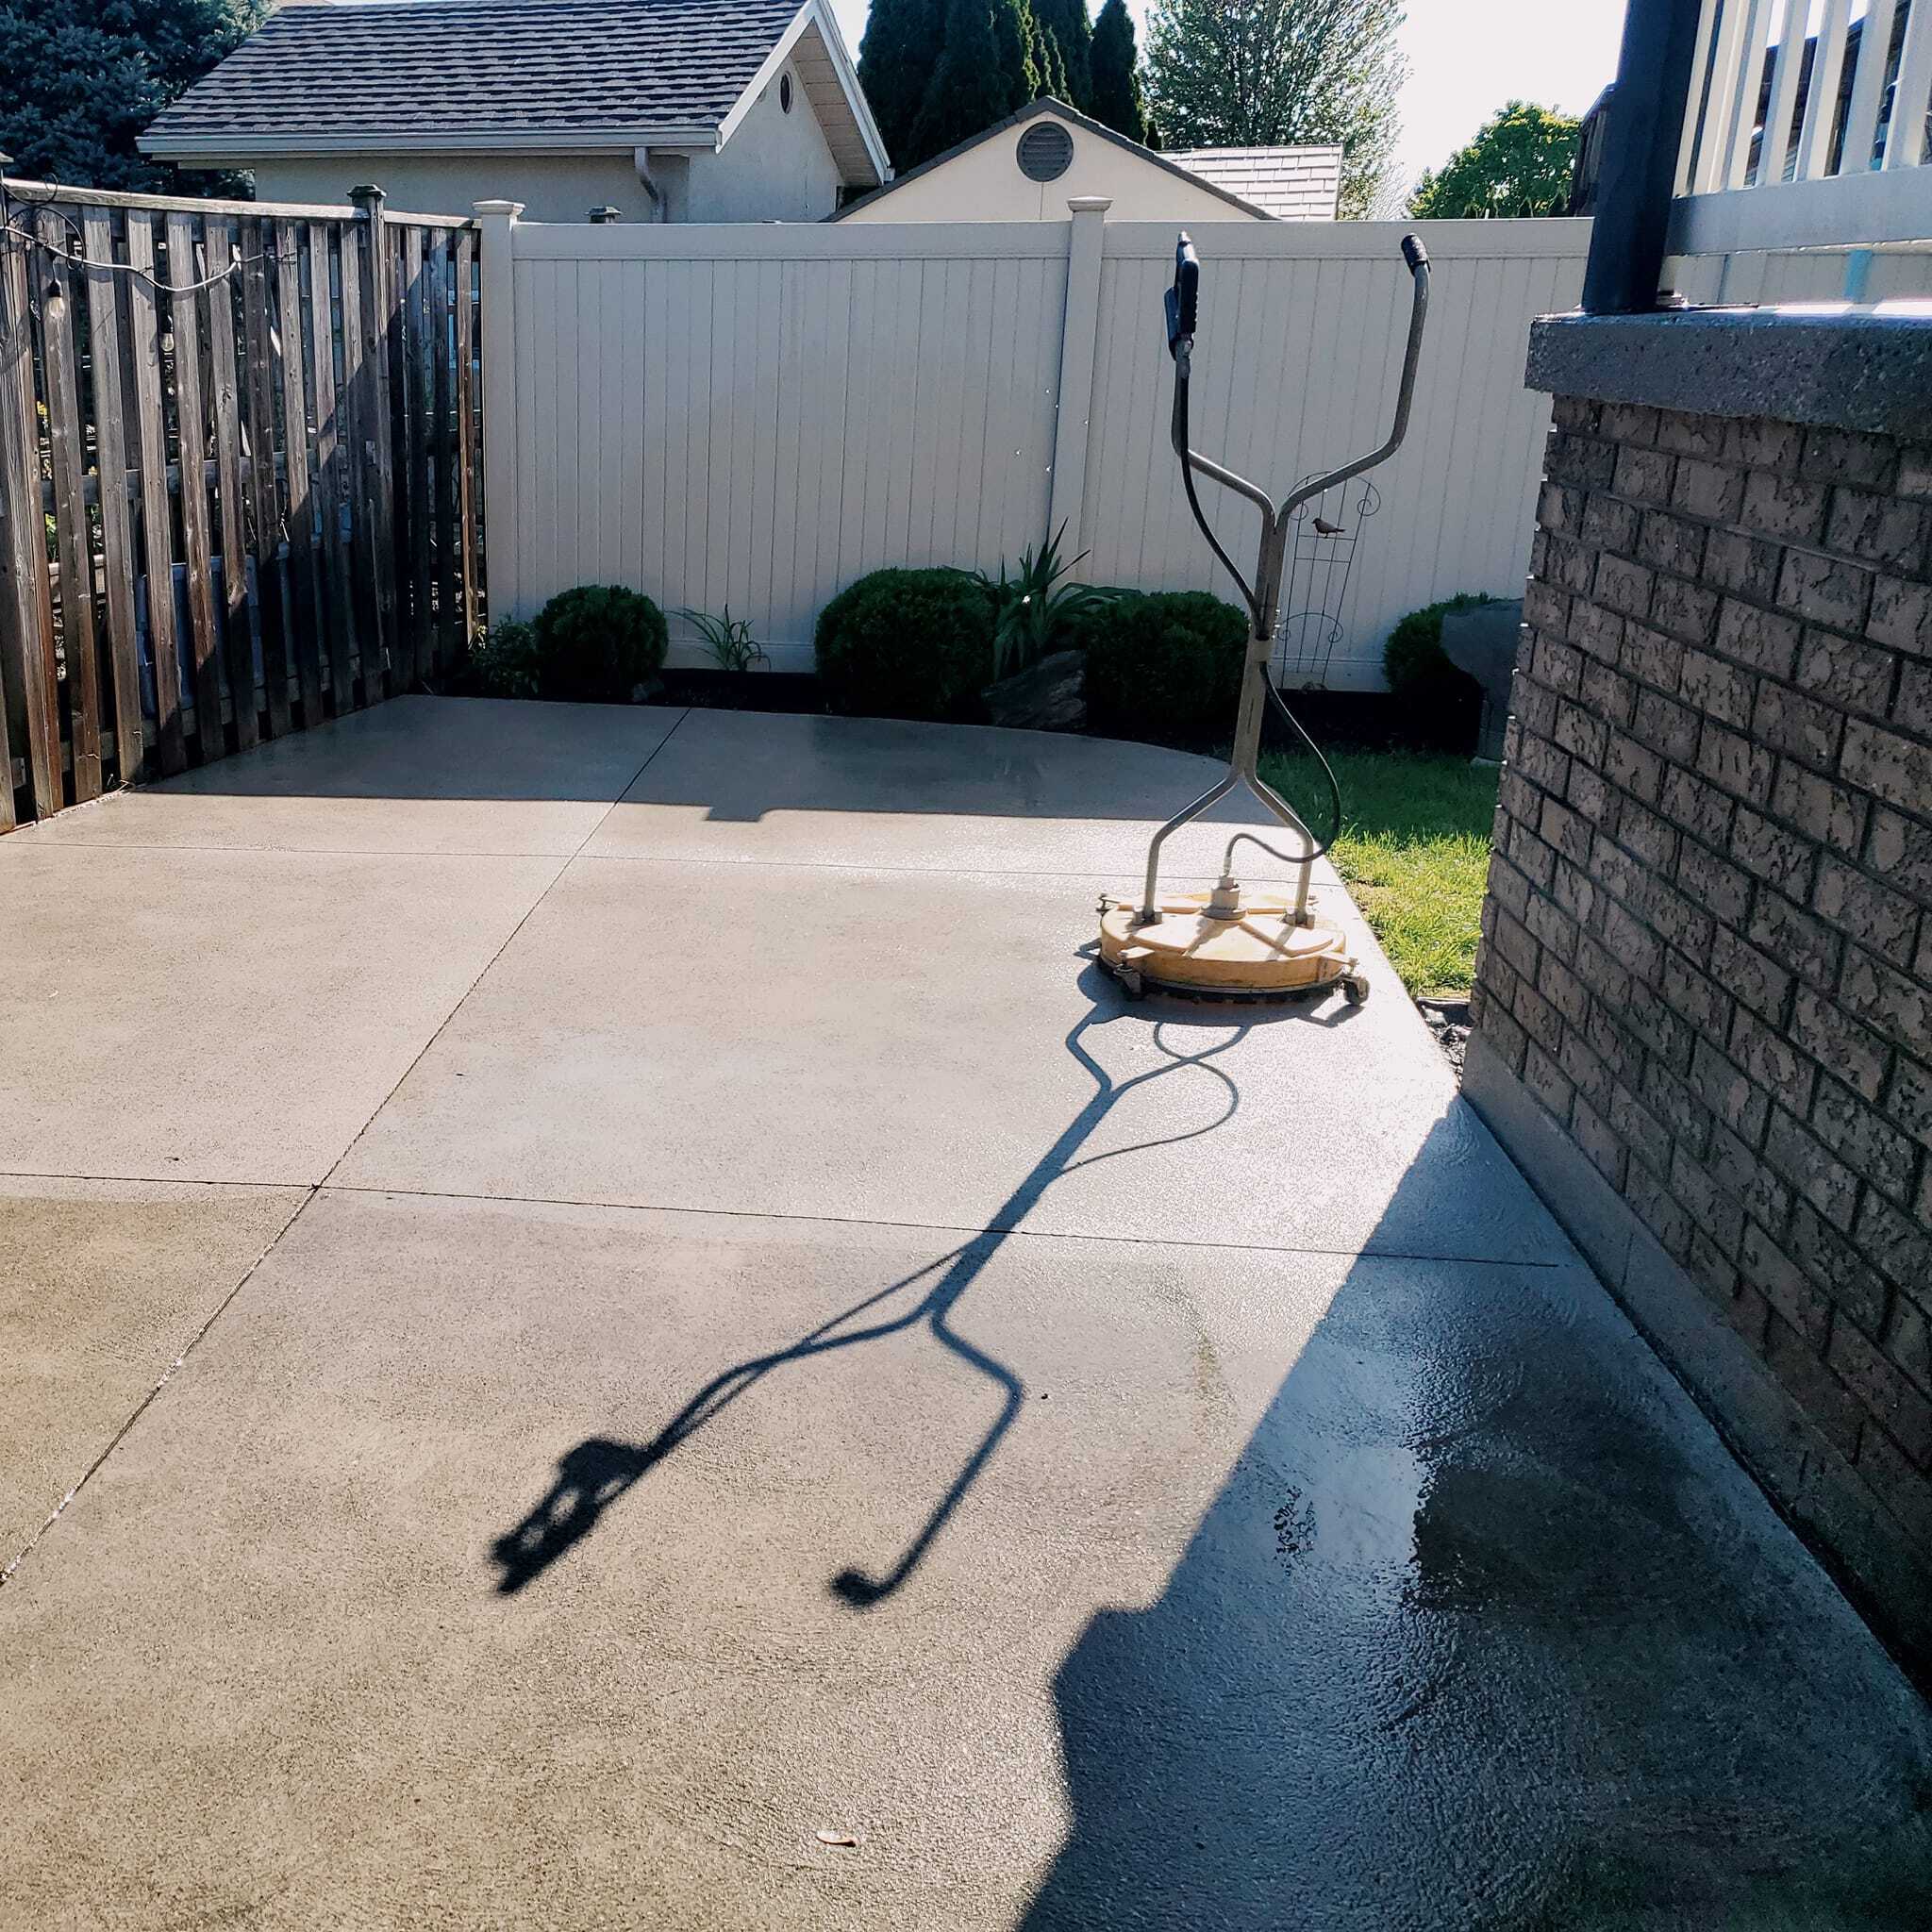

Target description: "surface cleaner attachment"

left=1098, top=229, right=1431, bottom=1005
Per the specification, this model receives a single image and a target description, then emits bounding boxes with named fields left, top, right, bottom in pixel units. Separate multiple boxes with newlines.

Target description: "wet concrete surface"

left=3, top=703, right=1929, bottom=1928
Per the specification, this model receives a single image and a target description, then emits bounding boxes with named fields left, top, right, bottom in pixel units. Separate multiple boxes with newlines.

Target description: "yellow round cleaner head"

left=1098, top=883, right=1368, bottom=1004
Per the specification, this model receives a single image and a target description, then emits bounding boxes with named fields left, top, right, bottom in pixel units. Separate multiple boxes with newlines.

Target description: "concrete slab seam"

left=315, top=710, right=694, bottom=1195
left=2, top=843, right=1337, bottom=885
left=0, top=1184, right=315, bottom=1587
left=5, top=841, right=633, bottom=863
left=315, top=1180, right=1570, bottom=1269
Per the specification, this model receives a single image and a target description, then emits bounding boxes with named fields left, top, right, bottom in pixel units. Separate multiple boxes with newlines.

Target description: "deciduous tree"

left=1407, top=100, right=1580, bottom=219
left=1144, top=0, right=1407, bottom=218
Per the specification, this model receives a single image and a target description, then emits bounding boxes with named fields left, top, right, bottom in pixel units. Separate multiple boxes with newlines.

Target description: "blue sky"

left=824, top=0, right=1629, bottom=200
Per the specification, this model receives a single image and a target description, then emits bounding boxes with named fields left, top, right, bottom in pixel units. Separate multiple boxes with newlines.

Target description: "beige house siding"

left=248, top=152, right=649, bottom=223
left=839, top=113, right=1266, bottom=225
left=246, top=59, right=842, bottom=223
left=687, top=64, right=843, bottom=221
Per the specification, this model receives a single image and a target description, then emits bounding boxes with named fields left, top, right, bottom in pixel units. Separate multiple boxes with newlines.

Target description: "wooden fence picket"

left=122, top=212, right=188, bottom=776
left=34, top=211, right=102, bottom=800
left=202, top=214, right=258, bottom=751
left=400, top=224, right=429, bottom=683
left=165, top=211, right=226, bottom=759
left=79, top=208, right=148, bottom=781
left=0, top=217, right=59, bottom=816
left=357, top=192, right=404, bottom=692
left=240, top=214, right=292, bottom=739
left=308, top=220, right=356, bottom=709
left=274, top=219, right=325, bottom=725
left=337, top=228, right=384, bottom=704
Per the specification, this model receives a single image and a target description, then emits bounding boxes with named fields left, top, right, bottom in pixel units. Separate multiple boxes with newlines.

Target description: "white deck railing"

left=1670, top=0, right=1932, bottom=254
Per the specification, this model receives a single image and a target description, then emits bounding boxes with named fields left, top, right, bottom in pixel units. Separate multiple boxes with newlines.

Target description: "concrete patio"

left=3, top=695, right=1929, bottom=1929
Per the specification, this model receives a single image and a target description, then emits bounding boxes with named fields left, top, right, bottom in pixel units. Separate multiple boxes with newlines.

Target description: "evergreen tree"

left=1145, top=0, right=1407, bottom=217
left=907, top=0, right=1020, bottom=165
left=996, top=0, right=1043, bottom=108
left=1031, top=0, right=1093, bottom=109
left=0, top=0, right=263, bottom=192
left=1028, top=11, right=1069, bottom=102
left=1089, top=0, right=1152, bottom=144
left=858, top=0, right=946, bottom=164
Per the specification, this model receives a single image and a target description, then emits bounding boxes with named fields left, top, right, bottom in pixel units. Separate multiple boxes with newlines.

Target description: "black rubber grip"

left=1166, top=232, right=1200, bottom=359
left=1174, top=233, right=1199, bottom=333
left=1401, top=233, right=1428, bottom=272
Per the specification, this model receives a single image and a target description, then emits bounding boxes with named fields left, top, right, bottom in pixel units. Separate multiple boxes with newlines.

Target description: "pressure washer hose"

left=1172, top=361, right=1345, bottom=866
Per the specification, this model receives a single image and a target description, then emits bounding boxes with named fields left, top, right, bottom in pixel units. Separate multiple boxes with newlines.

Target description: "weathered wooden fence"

left=0, top=179, right=483, bottom=832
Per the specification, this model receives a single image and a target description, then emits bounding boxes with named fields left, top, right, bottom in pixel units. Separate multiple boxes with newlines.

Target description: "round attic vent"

left=1017, top=122, right=1074, bottom=183
left=779, top=73, right=793, bottom=112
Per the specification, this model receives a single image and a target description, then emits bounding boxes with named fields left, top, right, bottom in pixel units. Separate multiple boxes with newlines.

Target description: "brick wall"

left=1468, top=395, right=1932, bottom=1660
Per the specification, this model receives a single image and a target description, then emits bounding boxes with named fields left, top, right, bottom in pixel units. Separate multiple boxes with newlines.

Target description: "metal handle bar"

left=1132, top=235, right=1432, bottom=926
left=1277, top=237, right=1429, bottom=523
left=1170, top=234, right=1431, bottom=541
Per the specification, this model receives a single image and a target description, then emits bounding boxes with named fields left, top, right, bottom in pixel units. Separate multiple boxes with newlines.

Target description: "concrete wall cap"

left=1525, top=305, right=1932, bottom=438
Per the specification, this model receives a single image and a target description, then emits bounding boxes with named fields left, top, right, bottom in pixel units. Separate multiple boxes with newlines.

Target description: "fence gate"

left=0, top=178, right=484, bottom=832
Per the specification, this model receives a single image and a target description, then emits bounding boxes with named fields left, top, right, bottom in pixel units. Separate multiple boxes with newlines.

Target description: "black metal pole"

left=1580, top=0, right=1705, bottom=314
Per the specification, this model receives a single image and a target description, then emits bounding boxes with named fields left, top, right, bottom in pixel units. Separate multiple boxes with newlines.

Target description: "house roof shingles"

left=145, top=0, right=806, bottom=144
left=1166, top=144, right=1344, bottom=222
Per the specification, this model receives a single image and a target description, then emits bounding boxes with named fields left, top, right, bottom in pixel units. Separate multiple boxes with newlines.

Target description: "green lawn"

left=1254, top=749, right=1501, bottom=998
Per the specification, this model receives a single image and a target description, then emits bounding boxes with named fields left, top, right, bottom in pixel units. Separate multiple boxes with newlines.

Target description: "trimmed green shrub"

left=1082, top=590, right=1249, bottom=748
left=813, top=567, right=995, bottom=722
left=1057, top=584, right=1138, bottom=658
left=467, top=619, right=541, bottom=698
left=1383, top=592, right=1491, bottom=741
left=532, top=585, right=667, bottom=703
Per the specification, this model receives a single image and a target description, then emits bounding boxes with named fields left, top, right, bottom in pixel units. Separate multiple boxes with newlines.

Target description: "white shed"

left=833, top=99, right=1340, bottom=225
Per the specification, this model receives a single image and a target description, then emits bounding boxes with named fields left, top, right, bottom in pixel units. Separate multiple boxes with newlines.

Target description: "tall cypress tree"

left=858, top=0, right=945, bottom=163
left=906, top=0, right=1018, bottom=165
left=1028, top=10, right=1068, bottom=102
left=1088, top=0, right=1151, bottom=144
left=995, top=0, right=1042, bottom=108
left=1030, top=0, right=1092, bottom=110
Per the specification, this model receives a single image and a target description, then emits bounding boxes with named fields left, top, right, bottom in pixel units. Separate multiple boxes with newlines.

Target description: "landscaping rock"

left=1440, top=600, right=1523, bottom=762
left=983, top=650, right=1086, bottom=733
left=1416, top=995, right=1472, bottom=1075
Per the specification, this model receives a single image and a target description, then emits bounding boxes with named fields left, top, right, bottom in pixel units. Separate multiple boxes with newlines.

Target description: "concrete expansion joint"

left=310, top=1179, right=1573, bottom=1269
left=315, top=708, right=693, bottom=1196
left=0, top=1181, right=319, bottom=1590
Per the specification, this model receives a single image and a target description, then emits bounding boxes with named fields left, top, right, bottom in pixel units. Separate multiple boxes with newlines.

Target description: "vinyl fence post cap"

left=1067, top=196, right=1113, bottom=214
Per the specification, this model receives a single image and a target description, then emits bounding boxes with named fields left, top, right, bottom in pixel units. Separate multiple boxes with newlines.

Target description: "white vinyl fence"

left=479, top=205, right=1591, bottom=688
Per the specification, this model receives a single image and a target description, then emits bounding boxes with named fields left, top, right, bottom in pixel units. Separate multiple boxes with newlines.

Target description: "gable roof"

left=1166, top=144, right=1342, bottom=222
left=829, top=97, right=1276, bottom=223
left=140, top=0, right=888, bottom=186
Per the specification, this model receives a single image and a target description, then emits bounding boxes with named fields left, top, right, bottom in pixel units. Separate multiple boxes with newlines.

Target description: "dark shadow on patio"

left=1018, top=1115, right=1932, bottom=1929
